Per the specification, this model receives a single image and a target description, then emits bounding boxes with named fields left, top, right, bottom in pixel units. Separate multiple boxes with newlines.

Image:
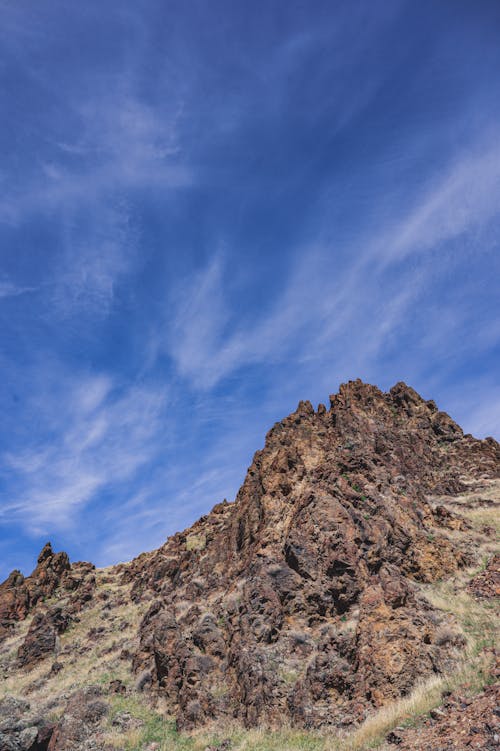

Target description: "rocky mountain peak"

left=37, top=541, right=55, bottom=564
left=0, top=543, right=91, bottom=644
left=127, top=381, right=498, bottom=729
left=0, top=380, right=498, bottom=748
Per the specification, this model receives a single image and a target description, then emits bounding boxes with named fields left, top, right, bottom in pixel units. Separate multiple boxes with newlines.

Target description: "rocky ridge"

left=130, top=381, right=498, bottom=729
left=0, top=380, right=498, bottom=751
left=0, top=542, right=96, bottom=643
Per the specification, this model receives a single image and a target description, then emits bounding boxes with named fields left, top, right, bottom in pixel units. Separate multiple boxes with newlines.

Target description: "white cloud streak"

left=165, top=136, right=500, bottom=394
left=1, top=370, right=167, bottom=534
left=379, top=142, right=500, bottom=263
left=50, top=202, right=135, bottom=317
left=0, top=78, right=189, bottom=315
left=0, top=279, right=36, bottom=299
left=0, top=84, right=189, bottom=228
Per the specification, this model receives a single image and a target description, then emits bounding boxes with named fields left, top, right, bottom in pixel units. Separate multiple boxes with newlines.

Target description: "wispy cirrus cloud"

left=378, top=140, right=500, bottom=264
left=0, top=12, right=190, bottom=315
left=0, top=279, right=36, bottom=299
left=164, top=135, right=500, bottom=395
left=159, top=127, right=499, bottom=461
left=1, top=368, right=167, bottom=534
left=49, top=202, right=136, bottom=317
left=1, top=85, right=189, bottom=316
left=0, top=56, right=190, bottom=227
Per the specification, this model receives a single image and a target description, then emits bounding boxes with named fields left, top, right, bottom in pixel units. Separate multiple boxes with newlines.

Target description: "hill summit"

left=0, top=380, right=498, bottom=750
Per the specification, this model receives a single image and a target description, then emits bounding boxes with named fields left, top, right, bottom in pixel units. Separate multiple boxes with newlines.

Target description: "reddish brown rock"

left=2, top=380, right=498, bottom=736
left=129, top=380, right=499, bottom=729
left=0, top=544, right=70, bottom=641
left=17, top=607, right=73, bottom=668
left=47, top=687, right=108, bottom=751
left=391, top=680, right=500, bottom=750
left=0, top=545, right=96, bottom=643
left=468, top=554, right=500, bottom=599
left=61, top=562, right=96, bottom=612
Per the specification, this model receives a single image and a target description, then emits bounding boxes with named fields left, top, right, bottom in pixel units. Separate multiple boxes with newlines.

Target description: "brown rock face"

left=47, top=687, right=108, bottom=751
left=17, top=606, right=72, bottom=668
left=390, top=677, right=500, bottom=750
left=129, top=380, right=499, bottom=729
left=468, top=554, right=500, bottom=599
left=0, top=544, right=70, bottom=641
left=60, top=561, right=97, bottom=612
left=0, top=544, right=96, bottom=643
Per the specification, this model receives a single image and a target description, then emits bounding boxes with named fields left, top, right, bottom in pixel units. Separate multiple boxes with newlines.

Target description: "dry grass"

left=443, top=478, right=500, bottom=535
left=93, top=588, right=496, bottom=750
left=4, top=569, right=495, bottom=750
left=4, top=576, right=493, bottom=751
left=175, top=576, right=496, bottom=751
left=151, top=485, right=498, bottom=751
left=186, top=533, right=207, bottom=551
left=0, top=567, right=146, bottom=716
left=464, top=507, right=499, bottom=535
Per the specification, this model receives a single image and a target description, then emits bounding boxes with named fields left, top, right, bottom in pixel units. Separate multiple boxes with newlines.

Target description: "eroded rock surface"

left=0, top=543, right=97, bottom=646
left=388, top=675, right=500, bottom=750
left=1, top=379, right=498, bottom=738
left=129, top=380, right=499, bottom=728
left=47, top=687, right=108, bottom=751
left=0, top=696, right=55, bottom=751
left=0, top=544, right=70, bottom=642
left=468, top=554, right=500, bottom=599
left=17, top=607, right=72, bottom=668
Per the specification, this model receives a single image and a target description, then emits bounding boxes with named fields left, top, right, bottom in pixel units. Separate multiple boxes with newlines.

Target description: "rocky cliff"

left=129, top=380, right=498, bottom=729
left=0, top=380, right=498, bottom=750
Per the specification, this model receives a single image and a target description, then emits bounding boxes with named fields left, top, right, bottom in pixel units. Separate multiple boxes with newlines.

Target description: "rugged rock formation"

left=47, top=688, right=108, bottom=751
left=0, top=696, right=55, bottom=751
left=0, top=544, right=70, bottom=642
left=0, top=379, right=498, bottom=743
left=129, top=380, right=499, bottom=729
left=0, top=545, right=96, bottom=646
left=17, top=607, right=72, bottom=668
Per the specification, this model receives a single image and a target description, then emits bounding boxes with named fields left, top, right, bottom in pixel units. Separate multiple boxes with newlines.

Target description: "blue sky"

left=1, top=0, right=499, bottom=578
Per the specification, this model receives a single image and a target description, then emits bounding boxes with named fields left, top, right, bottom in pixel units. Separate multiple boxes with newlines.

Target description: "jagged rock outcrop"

left=60, top=562, right=97, bottom=612
left=0, top=696, right=55, bottom=751
left=46, top=687, right=108, bottom=751
left=0, top=543, right=96, bottom=645
left=1, top=379, right=498, bottom=739
left=17, top=607, right=72, bottom=668
left=0, top=544, right=70, bottom=642
left=129, top=380, right=499, bottom=729
left=468, top=554, right=500, bottom=599
left=387, top=661, right=500, bottom=750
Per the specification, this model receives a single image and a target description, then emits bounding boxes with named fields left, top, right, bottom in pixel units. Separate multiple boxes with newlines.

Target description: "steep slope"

left=128, top=380, right=499, bottom=729
left=0, top=379, right=498, bottom=750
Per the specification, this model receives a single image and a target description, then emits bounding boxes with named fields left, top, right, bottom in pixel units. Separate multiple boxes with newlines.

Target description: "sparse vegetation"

left=186, top=533, right=207, bottom=551
left=0, top=566, right=145, bottom=715
left=102, top=488, right=498, bottom=751
left=0, top=398, right=497, bottom=751
left=98, top=567, right=497, bottom=751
